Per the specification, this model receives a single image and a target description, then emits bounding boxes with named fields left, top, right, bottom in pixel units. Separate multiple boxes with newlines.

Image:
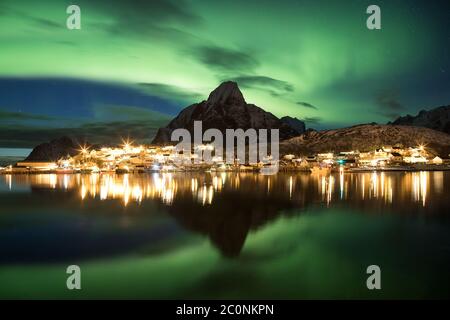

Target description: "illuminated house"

left=403, top=145, right=429, bottom=164
left=16, top=161, right=58, bottom=171
left=283, top=154, right=295, bottom=160
left=430, top=156, right=443, bottom=165
left=358, top=150, right=390, bottom=167
left=404, top=155, right=427, bottom=163
left=317, top=153, right=333, bottom=160
left=389, top=152, right=403, bottom=163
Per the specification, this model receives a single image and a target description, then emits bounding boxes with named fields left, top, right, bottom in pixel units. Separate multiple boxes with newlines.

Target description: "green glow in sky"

left=0, top=0, right=449, bottom=129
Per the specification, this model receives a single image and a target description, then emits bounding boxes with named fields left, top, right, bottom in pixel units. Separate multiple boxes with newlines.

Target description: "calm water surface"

left=0, top=171, right=449, bottom=299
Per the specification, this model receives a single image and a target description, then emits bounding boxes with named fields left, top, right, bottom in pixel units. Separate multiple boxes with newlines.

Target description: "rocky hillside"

left=152, top=81, right=300, bottom=144
left=280, top=124, right=450, bottom=157
left=389, top=105, right=450, bottom=134
left=25, top=136, right=81, bottom=161
left=280, top=116, right=305, bottom=135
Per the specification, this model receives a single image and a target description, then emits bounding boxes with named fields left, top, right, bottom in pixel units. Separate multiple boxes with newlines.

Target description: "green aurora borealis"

left=0, top=0, right=449, bottom=146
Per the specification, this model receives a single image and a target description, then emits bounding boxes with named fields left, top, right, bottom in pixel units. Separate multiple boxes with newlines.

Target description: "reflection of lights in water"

left=213, top=176, right=218, bottom=190
left=364, top=172, right=393, bottom=203
left=6, top=174, right=12, bottom=190
left=420, top=171, right=427, bottom=207
left=201, top=186, right=206, bottom=205
left=433, top=172, right=443, bottom=193
left=191, top=178, right=198, bottom=193
left=162, top=188, right=173, bottom=205
left=7, top=171, right=441, bottom=208
left=327, top=176, right=334, bottom=205
left=208, top=186, right=213, bottom=204
left=63, top=174, right=69, bottom=190
left=387, top=177, right=393, bottom=204
left=151, top=173, right=176, bottom=205
left=221, top=172, right=226, bottom=185
left=100, top=176, right=108, bottom=200
left=81, top=184, right=87, bottom=200
left=197, top=185, right=213, bottom=206
left=319, top=174, right=334, bottom=205
left=371, top=172, right=378, bottom=198
left=412, top=171, right=428, bottom=206
left=412, top=172, right=419, bottom=204
left=79, top=173, right=175, bottom=205
left=361, top=175, right=365, bottom=200
left=49, top=174, right=57, bottom=189
left=234, top=176, right=240, bottom=188
left=132, top=185, right=142, bottom=203
left=212, top=176, right=222, bottom=191
left=289, top=176, right=293, bottom=199
left=321, top=176, right=326, bottom=197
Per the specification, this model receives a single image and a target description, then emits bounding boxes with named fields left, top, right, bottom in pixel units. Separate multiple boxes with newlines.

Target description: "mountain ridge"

left=152, top=81, right=302, bottom=144
left=389, top=105, right=450, bottom=134
left=280, top=123, right=450, bottom=157
left=20, top=82, right=450, bottom=161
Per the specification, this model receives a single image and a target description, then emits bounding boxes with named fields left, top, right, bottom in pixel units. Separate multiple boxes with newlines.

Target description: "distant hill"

left=280, top=124, right=450, bottom=157
left=152, top=81, right=301, bottom=144
left=280, top=116, right=306, bottom=135
left=389, top=105, right=450, bottom=134
left=25, top=136, right=81, bottom=161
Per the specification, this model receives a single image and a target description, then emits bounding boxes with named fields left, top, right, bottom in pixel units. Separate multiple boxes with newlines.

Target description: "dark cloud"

left=303, top=117, right=322, bottom=125
left=0, top=109, right=56, bottom=121
left=77, top=119, right=168, bottom=145
left=27, top=16, right=60, bottom=29
left=84, top=0, right=201, bottom=40
left=94, top=21, right=195, bottom=44
left=0, top=119, right=170, bottom=148
left=375, top=90, right=405, bottom=118
left=3, top=4, right=61, bottom=29
left=1, top=2, right=72, bottom=32
left=194, top=46, right=258, bottom=72
left=227, top=75, right=293, bottom=96
left=92, top=105, right=171, bottom=123
left=0, top=105, right=171, bottom=148
left=297, top=101, right=318, bottom=110
left=53, top=40, right=78, bottom=46
left=95, top=0, right=200, bottom=25
left=137, top=83, right=202, bottom=103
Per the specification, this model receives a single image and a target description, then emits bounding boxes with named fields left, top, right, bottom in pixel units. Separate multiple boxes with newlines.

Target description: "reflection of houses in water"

left=3, top=171, right=447, bottom=256
left=5, top=171, right=443, bottom=210
left=411, top=171, right=428, bottom=207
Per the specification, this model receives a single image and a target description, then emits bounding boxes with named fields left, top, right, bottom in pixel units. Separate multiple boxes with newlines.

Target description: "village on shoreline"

left=1, top=141, right=450, bottom=175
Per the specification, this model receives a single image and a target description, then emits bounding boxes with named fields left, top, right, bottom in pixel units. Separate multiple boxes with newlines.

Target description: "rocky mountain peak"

left=389, top=105, right=450, bottom=134
left=206, top=81, right=246, bottom=105
left=25, top=136, right=79, bottom=161
left=280, top=116, right=306, bottom=135
left=151, top=81, right=301, bottom=144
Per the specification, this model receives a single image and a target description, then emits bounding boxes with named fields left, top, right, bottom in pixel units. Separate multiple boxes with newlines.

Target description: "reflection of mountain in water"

left=165, top=184, right=296, bottom=257
left=3, top=171, right=449, bottom=258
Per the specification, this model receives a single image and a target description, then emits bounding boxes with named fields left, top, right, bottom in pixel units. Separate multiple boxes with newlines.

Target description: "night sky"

left=0, top=0, right=449, bottom=147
